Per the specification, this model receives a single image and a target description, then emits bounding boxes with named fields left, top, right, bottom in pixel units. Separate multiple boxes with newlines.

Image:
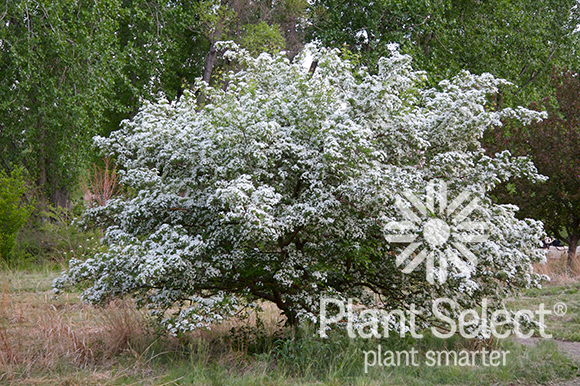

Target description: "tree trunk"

left=37, top=125, right=47, bottom=189
left=202, top=12, right=225, bottom=85
left=37, top=124, right=70, bottom=209
left=567, top=235, right=579, bottom=270
left=51, top=187, right=70, bottom=209
left=202, top=42, right=217, bottom=84
left=272, top=288, right=299, bottom=327
left=284, top=309, right=298, bottom=327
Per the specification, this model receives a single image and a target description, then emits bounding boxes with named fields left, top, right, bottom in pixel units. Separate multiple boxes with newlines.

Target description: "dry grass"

left=0, top=270, right=286, bottom=385
left=534, top=252, right=580, bottom=285
left=0, top=271, right=161, bottom=384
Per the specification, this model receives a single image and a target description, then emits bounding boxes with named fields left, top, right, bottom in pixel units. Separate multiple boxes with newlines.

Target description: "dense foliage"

left=55, top=44, right=547, bottom=333
left=308, top=0, right=580, bottom=106
left=0, top=0, right=122, bottom=206
left=0, top=169, right=33, bottom=261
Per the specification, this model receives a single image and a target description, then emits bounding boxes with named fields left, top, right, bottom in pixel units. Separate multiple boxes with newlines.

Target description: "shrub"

left=80, top=157, right=121, bottom=211
left=0, top=169, right=33, bottom=261
left=55, top=43, right=547, bottom=335
left=14, top=205, right=102, bottom=269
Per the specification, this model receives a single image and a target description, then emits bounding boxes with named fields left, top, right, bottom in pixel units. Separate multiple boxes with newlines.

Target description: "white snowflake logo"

left=385, top=181, right=488, bottom=284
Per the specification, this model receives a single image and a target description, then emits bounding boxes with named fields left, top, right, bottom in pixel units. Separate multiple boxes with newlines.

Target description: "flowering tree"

left=55, top=43, right=547, bottom=334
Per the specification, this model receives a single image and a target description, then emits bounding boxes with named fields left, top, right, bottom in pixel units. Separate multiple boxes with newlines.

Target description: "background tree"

left=55, top=45, right=545, bottom=333
left=103, top=0, right=208, bottom=134
left=0, top=1, right=215, bottom=205
left=197, top=0, right=308, bottom=87
left=0, top=0, right=123, bottom=206
left=308, top=0, right=580, bottom=106
left=485, top=69, right=580, bottom=268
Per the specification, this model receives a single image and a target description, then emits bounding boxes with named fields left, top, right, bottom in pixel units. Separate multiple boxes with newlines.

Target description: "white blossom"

left=54, top=43, right=546, bottom=333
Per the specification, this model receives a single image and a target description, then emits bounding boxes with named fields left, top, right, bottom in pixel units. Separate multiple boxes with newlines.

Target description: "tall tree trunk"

left=51, top=188, right=70, bottom=209
left=567, top=235, right=579, bottom=270
left=37, top=123, right=69, bottom=208
left=202, top=42, right=218, bottom=84
left=37, top=123, right=47, bottom=189
left=202, top=10, right=225, bottom=85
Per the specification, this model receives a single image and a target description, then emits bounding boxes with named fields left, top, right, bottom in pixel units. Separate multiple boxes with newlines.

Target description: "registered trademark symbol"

left=554, top=302, right=567, bottom=316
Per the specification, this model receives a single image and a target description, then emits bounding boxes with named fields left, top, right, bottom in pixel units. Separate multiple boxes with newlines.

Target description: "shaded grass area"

left=0, top=270, right=579, bottom=385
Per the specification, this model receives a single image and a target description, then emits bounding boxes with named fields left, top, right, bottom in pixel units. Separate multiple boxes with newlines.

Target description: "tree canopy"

left=55, top=44, right=546, bottom=333
left=308, top=0, right=580, bottom=105
left=0, top=0, right=305, bottom=206
left=0, top=0, right=122, bottom=206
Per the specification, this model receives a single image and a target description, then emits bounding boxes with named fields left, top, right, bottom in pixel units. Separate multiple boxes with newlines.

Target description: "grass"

left=0, top=267, right=579, bottom=385
left=0, top=270, right=154, bottom=378
left=505, top=256, right=580, bottom=341
left=2, top=222, right=580, bottom=386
